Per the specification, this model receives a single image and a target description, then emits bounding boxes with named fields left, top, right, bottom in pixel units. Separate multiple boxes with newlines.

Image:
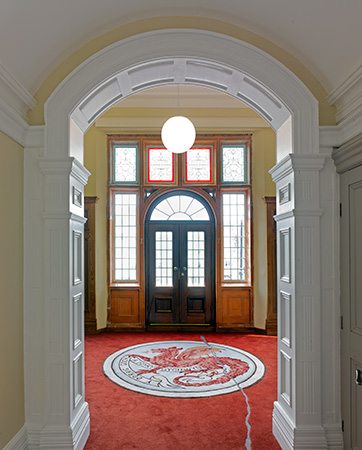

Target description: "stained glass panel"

left=155, top=231, right=173, bottom=287
left=187, top=231, right=205, bottom=286
left=148, top=148, right=174, bottom=182
left=222, top=146, right=245, bottom=183
left=223, top=193, right=246, bottom=281
left=114, top=146, right=137, bottom=182
left=150, top=195, right=210, bottom=221
left=114, top=193, right=137, bottom=281
left=185, top=148, right=212, bottom=182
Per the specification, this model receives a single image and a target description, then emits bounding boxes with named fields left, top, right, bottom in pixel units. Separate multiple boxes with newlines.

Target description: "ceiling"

left=0, top=0, right=361, bottom=99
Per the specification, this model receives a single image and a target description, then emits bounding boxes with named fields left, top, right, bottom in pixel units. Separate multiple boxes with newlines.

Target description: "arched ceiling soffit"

left=27, top=17, right=336, bottom=127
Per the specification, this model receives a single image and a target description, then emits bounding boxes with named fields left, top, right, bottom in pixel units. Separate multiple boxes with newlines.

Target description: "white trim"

left=95, top=116, right=269, bottom=129
left=0, top=61, right=36, bottom=145
left=332, top=132, right=362, bottom=174
left=0, top=101, right=28, bottom=146
left=25, top=126, right=44, bottom=148
left=0, top=62, right=36, bottom=115
left=327, top=63, right=362, bottom=105
left=2, top=425, right=28, bottom=450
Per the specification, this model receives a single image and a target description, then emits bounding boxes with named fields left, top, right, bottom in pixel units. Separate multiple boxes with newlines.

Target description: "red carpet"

left=84, top=332, right=281, bottom=450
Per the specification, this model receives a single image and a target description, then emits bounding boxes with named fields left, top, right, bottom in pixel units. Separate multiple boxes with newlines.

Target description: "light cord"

left=200, top=335, right=252, bottom=450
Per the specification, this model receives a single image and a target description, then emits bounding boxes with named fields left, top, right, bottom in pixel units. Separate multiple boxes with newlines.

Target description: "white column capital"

left=270, top=154, right=328, bottom=184
left=39, top=157, right=90, bottom=185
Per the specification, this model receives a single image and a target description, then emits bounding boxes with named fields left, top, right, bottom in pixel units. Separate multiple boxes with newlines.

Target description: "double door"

left=147, top=222, right=214, bottom=326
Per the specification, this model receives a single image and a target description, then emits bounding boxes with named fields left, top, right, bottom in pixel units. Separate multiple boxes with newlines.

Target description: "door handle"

left=174, top=266, right=179, bottom=271
left=356, top=369, right=362, bottom=386
left=182, top=266, right=187, bottom=271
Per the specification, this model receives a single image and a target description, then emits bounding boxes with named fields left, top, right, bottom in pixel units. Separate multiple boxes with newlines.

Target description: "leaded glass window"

left=187, top=231, right=205, bottom=286
left=150, top=195, right=210, bottom=221
left=155, top=231, right=173, bottom=287
left=185, top=148, right=212, bottom=182
left=114, top=193, right=137, bottom=281
left=114, top=146, right=137, bottom=182
left=222, top=146, right=246, bottom=183
left=223, top=193, right=246, bottom=281
left=148, top=148, right=174, bottom=183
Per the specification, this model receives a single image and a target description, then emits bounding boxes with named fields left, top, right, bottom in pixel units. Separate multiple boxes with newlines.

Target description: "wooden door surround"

left=264, top=196, right=277, bottom=336
left=84, top=196, right=98, bottom=334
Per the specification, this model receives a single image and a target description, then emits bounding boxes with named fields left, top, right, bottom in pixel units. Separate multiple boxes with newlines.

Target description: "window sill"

left=110, top=283, right=140, bottom=289
left=220, top=283, right=252, bottom=289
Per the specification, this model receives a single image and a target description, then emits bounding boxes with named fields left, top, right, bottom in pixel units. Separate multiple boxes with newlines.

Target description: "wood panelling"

left=109, top=289, right=142, bottom=327
left=107, top=134, right=253, bottom=331
left=84, top=197, right=98, bottom=334
left=264, top=196, right=277, bottom=335
left=218, top=287, right=253, bottom=327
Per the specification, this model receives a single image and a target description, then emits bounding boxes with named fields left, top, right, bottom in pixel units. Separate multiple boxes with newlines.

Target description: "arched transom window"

left=150, top=195, right=210, bottom=221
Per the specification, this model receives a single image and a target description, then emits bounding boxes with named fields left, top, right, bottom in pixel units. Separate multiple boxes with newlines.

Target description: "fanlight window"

left=150, top=195, right=210, bottom=221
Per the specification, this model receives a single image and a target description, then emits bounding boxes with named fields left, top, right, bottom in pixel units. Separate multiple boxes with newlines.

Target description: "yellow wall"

left=0, top=131, right=25, bottom=447
left=28, top=16, right=335, bottom=127
left=84, top=109, right=276, bottom=330
left=84, top=126, right=108, bottom=329
left=252, top=128, right=277, bottom=328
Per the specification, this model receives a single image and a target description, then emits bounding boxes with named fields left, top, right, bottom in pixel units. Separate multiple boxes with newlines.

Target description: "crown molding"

left=332, top=132, right=362, bottom=174
left=0, top=62, right=36, bottom=115
left=0, top=100, right=28, bottom=145
left=0, top=61, right=37, bottom=146
left=327, top=63, right=362, bottom=105
left=319, top=109, right=362, bottom=149
left=326, top=62, right=362, bottom=127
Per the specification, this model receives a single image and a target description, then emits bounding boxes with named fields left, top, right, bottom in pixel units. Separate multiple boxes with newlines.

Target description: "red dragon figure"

left=129, top=345, right=249, bottom=387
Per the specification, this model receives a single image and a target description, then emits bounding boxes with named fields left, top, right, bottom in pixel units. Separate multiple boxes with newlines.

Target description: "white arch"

left=23, top=29, right=342, bottom=450
left=44, top=29, right=318, bottom=161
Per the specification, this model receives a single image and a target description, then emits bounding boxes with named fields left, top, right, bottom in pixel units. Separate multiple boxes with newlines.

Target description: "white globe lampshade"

left=161, top=116, right=196, bottom=154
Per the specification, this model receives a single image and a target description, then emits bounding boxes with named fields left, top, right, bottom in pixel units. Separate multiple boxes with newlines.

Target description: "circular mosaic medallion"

left=103, top=341, right=266, bottom=398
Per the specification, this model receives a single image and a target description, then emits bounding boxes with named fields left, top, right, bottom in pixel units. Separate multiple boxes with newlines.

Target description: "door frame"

left=144, top=189, right=216, bottom=329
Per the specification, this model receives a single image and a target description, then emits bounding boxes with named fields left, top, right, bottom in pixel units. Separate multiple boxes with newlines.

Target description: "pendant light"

left=161, top=85, right=196, bottom=154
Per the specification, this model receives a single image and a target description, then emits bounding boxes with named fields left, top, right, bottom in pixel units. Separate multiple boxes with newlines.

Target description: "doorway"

left=146, top=192, right=215, bottom=327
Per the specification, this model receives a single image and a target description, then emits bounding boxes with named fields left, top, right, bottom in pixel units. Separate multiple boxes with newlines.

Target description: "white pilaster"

left=24, top=142, right=90, bottom=448
left=270, top=154, right=343, bottom=449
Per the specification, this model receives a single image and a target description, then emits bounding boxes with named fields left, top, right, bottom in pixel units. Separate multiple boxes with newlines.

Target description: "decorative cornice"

left=327, top=63, right=362, bottom=105
left=0, top=62, right=36, bottom=116
left=0, top=100, right=28, bottom=146
left=320, top=109, right=362, bottom=149
left=0, top=62, right=36, bottom=146
left=332, top=132, right=362, bottom=174
left=0, top=62, right=37, bottom=146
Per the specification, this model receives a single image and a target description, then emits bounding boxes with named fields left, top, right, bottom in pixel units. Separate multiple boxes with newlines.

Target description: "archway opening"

left=25, top=29, right=337, bottom=450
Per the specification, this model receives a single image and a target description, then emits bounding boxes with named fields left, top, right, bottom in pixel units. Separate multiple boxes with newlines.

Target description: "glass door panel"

left=187, top=231, right=205, bottom=287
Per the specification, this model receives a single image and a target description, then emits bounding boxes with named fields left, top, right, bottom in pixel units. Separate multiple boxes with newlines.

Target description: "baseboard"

left=273, top=402, right=342, bottom=450
left=3, top=425, right=28, bottom=450
left=84, top=319, right=97, bottom=335
left=273, top=401, right=294, bottom=450
left=324, top=425, right=343, bottom=449
left=72, top=402, right=90, bottom=450
left=27, top=402, right=90, bottom=450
